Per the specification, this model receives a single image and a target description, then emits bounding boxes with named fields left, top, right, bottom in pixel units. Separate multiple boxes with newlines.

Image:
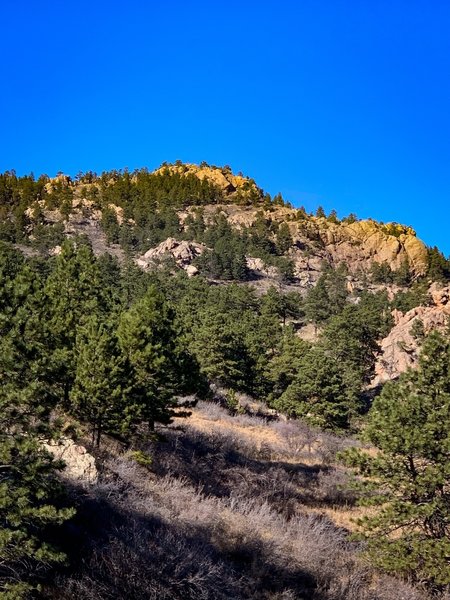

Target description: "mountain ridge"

left=2, top=162, right=432, bottom=281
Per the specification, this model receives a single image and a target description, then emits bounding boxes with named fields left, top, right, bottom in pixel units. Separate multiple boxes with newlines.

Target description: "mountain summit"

left=1, top=162, right=431, bottom=285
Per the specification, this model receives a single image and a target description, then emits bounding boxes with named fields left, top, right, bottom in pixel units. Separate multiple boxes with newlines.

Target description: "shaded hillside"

left=45, top=401, right=427, bottom=600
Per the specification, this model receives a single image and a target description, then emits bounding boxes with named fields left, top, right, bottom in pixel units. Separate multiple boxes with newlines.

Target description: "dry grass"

left=46, top=401, right=434, bottom=600
left=309, top=505, right=377, bottom=533
left=177, top=401, right=365, bottom=526
left=177, top=403, right=281, bottom=454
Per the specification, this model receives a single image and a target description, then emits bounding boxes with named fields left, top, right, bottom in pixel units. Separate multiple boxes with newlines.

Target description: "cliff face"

left=187, top=203, right=428, bottom=281
left=25, top=164, right=429, bottom=283
left=313, top=219, right=428, bottom=276
left=372, top=283, right=450, bottom=386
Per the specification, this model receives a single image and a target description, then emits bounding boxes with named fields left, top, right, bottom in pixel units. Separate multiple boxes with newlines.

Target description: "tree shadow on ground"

left=45, top=483, right=318, bottom=600
left=149, top=427, right=356, bottom=515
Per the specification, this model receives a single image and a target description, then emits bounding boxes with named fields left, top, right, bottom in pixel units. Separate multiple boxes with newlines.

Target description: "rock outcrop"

left=372, top=283, right=450, bottom=386
left=317, top=219, right=428, bottom=275
left=44, top=438, right=97, bottom=486
left=195, top=204, right=428, bottom=280
left=246, top=257, right=278, bottom=278
left=291, top=217, right=427, bottom=278
left=136, top=237, right=206, bottom=275
left=154, top=163, right=260, bottom=198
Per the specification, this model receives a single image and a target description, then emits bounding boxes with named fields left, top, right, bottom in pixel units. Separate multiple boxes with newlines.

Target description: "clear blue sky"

left=1, top=1, right=450, bottom=254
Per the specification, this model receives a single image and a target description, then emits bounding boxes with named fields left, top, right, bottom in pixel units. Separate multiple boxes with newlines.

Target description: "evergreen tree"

left=189, top=308, right=250, bottom=391
left=427, top=246, right=450, bottom=282
left=315, top=206, right=326, bottom=218
left=275, top=223, right=293, bottom=255
left=71, top=316, right=129, bottom=446
left=304, top=276, right=332, bottom=325
left=44, top=240, right=111, bottom=405
left=320, top=302, right=383, bottom=392
left=117, top=286, right=199, bottom=430
left=0, top=263, right=56, bottom=416
left=100, top=206, right=120, bottom=244
left=370, top=261, right=394, bottom=284
left=0, top=426, right=74, bottom=597
left=197, top=237, right=248, bottom=281
left=273, top=346, right=356, bottom=429
left=274, top=256, right=296, bottom=283
left=304, top=266, right=348, bottom=325
left=391, top=279, right=430, bottom=312
left=345, top=331, right=450, bottom=588
left=393, top=256, right=412, bottom=286
left=327, top=209, right=339, bottom=224
left=266, top=329, right=310, bottom=400
left=304, top=263, right=348, bottom=325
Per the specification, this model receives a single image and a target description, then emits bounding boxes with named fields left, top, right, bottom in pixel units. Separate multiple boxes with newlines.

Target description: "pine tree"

left=345, top=331, right=450, bottom=588
left=320, top=302, right=383, bottom=392
left=189, top=308, right=249, bottom=391
left=44, top=239, right=111, bottom=405
left=273, top=346, right=356, bottom=429
left=266, top=329, right=310, bottom=400
left=0, top=263, right=56, bottom=416
left=304, top=266, right=348, bottom=325
left=427, top=246, right=450, bottom=282
left=391, top=256, right=411, bottom=286
left=315, top=206, right=326, bottom=218
left=117, top=286, right=199, bottom=430
left=304, top=275, right=332, bottom=325
left=0, top=425, right=74, bottom=597
left=275, top=223, right=293, bottom=255
left=71, top=316, right=129, bottom=446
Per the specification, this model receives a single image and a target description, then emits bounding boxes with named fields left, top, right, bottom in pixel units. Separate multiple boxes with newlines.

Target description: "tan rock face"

left=154, top=163, right=260, bottom=198
left=185, top=264, right=199, bottom=277
left=401, top=235, right=427, bottom=274
left=194, top=205, right=428, bottom=279
left=372, top=285, right=450, bottom=386
left=429, top=281, right=450, bottom=307
left=311, top=219, right=428, bottom=276
left=137, top=238, right=206, bottom=272
left=107, top=203, right=125, bottom=225
left=246, top=257, right=278, bottom=278
left=44, top=438, right=97, bottom=486
left=49, top=245, right=62, bottom=256
left=44, top=174, right=72, bottom=194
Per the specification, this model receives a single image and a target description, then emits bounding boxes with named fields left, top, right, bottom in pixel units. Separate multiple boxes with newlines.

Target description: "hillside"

left=2, top=162, right=450, bottom=598
left=1, top=161, right=447, bottom=382
left=2, top=163, right=430, bottom=282
left=43, top=400, right=427, bottom=600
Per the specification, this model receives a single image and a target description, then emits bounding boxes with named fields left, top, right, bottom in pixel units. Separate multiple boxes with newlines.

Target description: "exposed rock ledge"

left=43, top=438, right=97, bottom=486
left=372, top=283, right=450, bottom=387
left=136, top=238, right=206, bottom=276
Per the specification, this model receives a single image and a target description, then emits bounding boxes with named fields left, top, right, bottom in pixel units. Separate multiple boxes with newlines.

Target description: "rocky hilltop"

left=153, top=162, right=260, bottom=198
left=182, top=203, right=428, bottom=283
left=23, top=163, right=428, bottom=281
left=1, top=162, right=446, bottom=386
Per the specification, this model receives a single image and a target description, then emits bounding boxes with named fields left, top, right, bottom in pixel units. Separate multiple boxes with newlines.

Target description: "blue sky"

left=1, top=1, right=450, bottom=254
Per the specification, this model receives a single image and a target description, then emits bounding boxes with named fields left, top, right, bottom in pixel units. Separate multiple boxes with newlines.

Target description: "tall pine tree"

left=346, top=331, right=450, bottom=588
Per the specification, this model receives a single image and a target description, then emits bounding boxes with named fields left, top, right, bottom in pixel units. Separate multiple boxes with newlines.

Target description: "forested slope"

left=1, top=163, right=450, bottom=598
